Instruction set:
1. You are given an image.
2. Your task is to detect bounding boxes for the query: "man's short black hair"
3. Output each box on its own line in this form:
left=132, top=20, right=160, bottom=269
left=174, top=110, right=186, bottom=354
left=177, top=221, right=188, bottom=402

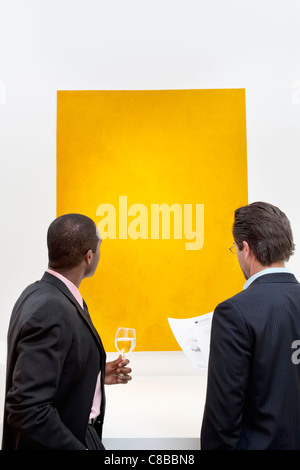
left=233, top=201, right=295, bottom=265
left=47, top=213, right=99, bottom=270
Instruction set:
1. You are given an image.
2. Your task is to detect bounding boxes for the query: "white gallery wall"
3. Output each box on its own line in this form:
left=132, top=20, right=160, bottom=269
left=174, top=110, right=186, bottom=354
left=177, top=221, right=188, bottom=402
left=0, top=0, right=300, bottom=446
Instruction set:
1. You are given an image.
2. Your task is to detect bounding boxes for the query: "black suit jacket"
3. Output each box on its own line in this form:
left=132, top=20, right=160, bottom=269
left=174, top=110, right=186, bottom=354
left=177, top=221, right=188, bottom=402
left=2, top=272, right=106, bottom=450
left=201, top=273, right=300, bottom=450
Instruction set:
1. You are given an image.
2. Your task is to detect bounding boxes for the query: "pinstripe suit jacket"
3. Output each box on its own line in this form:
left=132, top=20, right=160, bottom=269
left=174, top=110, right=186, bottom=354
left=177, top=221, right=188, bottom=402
left=201, top=273, right=300, bottom=449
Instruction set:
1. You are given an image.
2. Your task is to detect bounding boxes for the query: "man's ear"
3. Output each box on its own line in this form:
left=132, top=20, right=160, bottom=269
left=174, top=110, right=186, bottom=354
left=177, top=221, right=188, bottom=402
left=242, top=241, right=252, bottom=258
left=84, top=249, right=93, bottom=265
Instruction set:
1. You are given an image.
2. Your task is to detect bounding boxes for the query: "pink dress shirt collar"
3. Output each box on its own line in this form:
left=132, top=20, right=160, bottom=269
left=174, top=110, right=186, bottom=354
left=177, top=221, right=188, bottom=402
left=46, top=269, right=83, bottom=309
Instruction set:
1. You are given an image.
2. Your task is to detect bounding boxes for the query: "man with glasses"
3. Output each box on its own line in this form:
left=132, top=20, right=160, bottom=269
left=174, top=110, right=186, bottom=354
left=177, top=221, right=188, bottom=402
left=201, top=201, right=300, bottom=449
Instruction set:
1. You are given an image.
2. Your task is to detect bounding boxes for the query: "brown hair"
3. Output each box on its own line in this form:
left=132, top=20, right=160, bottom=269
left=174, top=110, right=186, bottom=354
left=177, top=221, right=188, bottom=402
left=233, top=202, right=295, bottom=265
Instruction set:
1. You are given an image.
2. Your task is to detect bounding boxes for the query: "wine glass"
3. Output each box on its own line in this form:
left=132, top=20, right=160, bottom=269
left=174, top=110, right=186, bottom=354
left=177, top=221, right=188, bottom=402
left=115, top=327, right=136, bottom=359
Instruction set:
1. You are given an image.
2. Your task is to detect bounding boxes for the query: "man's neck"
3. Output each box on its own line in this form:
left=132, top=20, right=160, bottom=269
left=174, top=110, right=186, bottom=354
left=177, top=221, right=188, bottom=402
left=249, top=260, right=285, bottom=279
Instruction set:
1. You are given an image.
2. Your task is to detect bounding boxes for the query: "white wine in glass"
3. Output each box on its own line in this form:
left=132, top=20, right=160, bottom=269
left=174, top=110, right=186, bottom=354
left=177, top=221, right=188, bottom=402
left=115, top=327, right=136, bottom=358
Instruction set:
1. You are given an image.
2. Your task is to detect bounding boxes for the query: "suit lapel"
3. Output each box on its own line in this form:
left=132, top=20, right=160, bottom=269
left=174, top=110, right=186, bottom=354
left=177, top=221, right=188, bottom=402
left=41, top=272, right=105, bottom=352
left=80, top=298, right=106, bottom=353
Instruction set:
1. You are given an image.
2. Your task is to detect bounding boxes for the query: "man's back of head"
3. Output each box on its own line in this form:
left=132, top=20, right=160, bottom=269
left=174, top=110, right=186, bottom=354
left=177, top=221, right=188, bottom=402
left=233, top=201, right=295, bottom=266
left=47, top=214, right=99, bottom=270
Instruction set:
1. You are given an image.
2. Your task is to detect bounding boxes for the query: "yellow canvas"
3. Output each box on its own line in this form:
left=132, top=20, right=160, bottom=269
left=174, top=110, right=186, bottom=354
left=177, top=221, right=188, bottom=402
left=57, top=89, right=248, bottom=351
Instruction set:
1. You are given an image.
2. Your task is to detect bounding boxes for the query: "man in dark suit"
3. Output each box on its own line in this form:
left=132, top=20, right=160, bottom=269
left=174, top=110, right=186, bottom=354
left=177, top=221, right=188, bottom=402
left=201, top=202, right=300, bottom=449
left=2, top=213, right=131, bottom=450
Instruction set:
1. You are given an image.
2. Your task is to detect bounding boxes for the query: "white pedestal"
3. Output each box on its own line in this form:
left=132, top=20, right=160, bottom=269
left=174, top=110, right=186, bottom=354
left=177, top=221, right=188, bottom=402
left=102, top=351, right=207, bottom=450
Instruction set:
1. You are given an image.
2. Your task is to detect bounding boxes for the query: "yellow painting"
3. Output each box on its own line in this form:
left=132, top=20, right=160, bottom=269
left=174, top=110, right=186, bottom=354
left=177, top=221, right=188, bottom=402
left=57, top=89, right=248, bottom=351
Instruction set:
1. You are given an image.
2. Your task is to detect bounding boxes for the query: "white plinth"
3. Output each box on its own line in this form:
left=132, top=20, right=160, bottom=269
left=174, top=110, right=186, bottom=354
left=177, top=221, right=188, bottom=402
left=102, top=351, right=207, bottom=450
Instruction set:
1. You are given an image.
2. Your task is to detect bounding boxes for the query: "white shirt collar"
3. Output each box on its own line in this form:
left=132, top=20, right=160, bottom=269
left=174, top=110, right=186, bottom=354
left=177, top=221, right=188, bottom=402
left=243, top=267, right=292, bottom=290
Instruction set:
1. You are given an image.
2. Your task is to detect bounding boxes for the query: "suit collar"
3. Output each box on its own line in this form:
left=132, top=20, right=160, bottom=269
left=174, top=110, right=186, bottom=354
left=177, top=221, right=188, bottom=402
left=41, top=271, right=104, bottom=350
left=41, top=271, right=82, bottom=307
left=46, top=268, right=83, bottom=308
left=245, top=271, right=298, bottom=289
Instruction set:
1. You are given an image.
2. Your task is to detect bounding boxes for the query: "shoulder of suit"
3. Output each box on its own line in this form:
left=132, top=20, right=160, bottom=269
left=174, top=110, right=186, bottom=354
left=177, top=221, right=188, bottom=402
left=15, top=276, right=77, bottom=315
left=216, top=273, right=300, bottom=311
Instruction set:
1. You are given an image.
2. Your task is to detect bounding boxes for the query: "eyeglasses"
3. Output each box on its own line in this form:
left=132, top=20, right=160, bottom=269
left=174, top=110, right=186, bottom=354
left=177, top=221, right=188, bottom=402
left=229, top=244, right=236, bottom=255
